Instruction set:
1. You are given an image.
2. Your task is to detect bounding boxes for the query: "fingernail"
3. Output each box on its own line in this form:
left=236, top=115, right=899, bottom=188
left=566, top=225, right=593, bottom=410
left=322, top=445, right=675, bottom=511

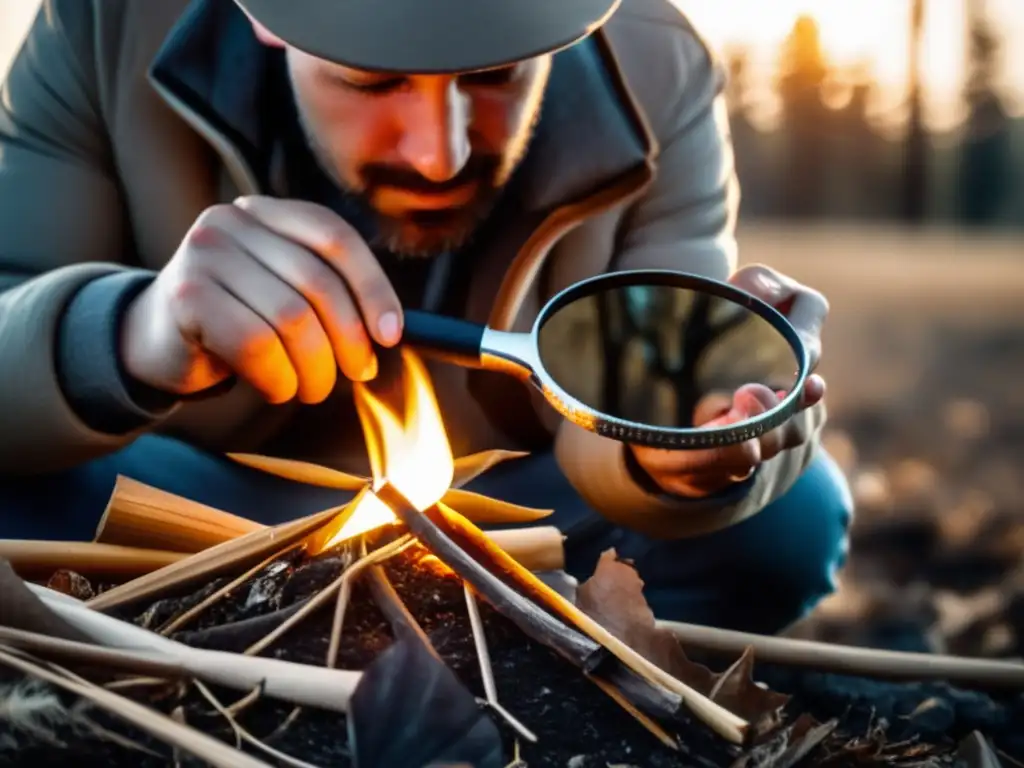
left=755, top=273, right=781, bottom=298
left=360, top=354, right=379, bottom=382
left=377, top=312, right=401, bottom=346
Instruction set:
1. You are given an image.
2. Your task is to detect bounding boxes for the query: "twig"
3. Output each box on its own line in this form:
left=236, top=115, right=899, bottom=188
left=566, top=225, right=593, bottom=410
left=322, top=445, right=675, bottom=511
left=104, top=677, right=172, bottom=693
left=158, top=543, right=303, bottom=635
left=587, top=673, right=679, bottom=751
left=192, top=680, right=323, bottom=768
left=0, top=643, right=271, bottom=768
left=464, top=584, right=498, bottom=702
left=225, top=684, right=264, bottom=717
left=262, top=705, right=303, bottom=744
left=656, top=619, right=1024, bottom=689
left=324, top=535, right=417, bottom=669
left=170, top=706, right=186, bottom=768
left=503, top=740, right=527, bottom=768
left=365, top=561, right=435, bottom=651
left=464, top=584, right=537, bottom=744
left=247, top=534, right=414, bottom=658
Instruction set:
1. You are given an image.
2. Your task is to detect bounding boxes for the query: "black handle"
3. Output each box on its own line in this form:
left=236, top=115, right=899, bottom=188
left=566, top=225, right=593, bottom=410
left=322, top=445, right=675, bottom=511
left=402, top=310, right=486, bottom=368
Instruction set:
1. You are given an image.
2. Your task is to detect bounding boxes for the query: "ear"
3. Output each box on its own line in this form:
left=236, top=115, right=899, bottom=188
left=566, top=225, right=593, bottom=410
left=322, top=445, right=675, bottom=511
left=236, top=5, right=287, bottom=48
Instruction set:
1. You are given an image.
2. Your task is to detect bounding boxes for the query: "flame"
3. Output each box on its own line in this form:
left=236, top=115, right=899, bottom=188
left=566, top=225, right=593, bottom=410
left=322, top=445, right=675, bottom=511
left=320, top=349, right=455, bottom=549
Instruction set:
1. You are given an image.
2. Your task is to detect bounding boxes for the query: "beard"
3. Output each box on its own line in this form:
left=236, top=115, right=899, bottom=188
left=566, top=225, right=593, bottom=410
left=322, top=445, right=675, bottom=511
left=292, top=98, right=540, bottom=260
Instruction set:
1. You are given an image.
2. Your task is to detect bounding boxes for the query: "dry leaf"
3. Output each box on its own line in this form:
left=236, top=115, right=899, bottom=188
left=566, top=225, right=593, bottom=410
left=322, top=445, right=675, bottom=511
left=576, top=550, right=790, bottom=731
left=226, top=454, right=368, bottom=491
left=576, top=549, right=718, bottom=693
left=442, top=488, right=552, bottom=525
left=731, top=714, right=836, bottom=768
left=708, top=648, right=790, bottom=735
left=452, top=450, right=529, bottom=489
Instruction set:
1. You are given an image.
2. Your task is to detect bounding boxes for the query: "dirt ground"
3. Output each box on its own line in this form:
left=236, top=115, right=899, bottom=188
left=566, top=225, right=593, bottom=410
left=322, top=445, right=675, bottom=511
left=736, top=223, right=1024, bottom=660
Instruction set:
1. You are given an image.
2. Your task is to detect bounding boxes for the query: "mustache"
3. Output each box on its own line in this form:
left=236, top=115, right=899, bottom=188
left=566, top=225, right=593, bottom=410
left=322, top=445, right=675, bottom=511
left=360, top=154, right=502, bottom=195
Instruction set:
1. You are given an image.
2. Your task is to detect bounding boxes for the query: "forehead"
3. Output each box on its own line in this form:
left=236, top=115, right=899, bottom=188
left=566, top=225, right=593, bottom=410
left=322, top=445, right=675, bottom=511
left=313, top=58, right=532, bottom=81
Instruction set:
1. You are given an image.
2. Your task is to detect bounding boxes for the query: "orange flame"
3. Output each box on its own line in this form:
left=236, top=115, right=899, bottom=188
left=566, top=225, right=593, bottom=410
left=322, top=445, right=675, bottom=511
left=320, top=349, right=455, bottom=550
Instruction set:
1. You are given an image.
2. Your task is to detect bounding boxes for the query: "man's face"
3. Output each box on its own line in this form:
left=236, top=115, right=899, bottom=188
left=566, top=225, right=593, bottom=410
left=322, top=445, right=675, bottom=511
left=280, top=42, right=552, bottom=258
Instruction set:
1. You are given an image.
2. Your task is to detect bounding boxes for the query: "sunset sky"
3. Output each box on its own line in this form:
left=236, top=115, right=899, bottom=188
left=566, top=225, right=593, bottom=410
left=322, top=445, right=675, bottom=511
left=2, top=0, right=1023, bottom=132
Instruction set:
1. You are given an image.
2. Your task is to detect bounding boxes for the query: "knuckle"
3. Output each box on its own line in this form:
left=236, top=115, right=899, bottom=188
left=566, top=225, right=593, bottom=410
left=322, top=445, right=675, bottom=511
left=197, top=203, right=241, bottom=228
left=350, top=277, right=398, bottom=313
left=294, top=263, right=339, bottom=302
left=167, top=277, right=210, bottom=317
left=237, top=328, right=283, bottom=366
left=270, top=297, right=316, bottom=333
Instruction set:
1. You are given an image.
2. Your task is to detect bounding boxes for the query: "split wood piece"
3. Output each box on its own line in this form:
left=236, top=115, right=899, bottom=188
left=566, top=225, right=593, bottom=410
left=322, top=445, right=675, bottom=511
left=97, top=478, right=565, bottom=570
left=657, top=619, right=1024, bottom=689
left=96, top=476, right=263, bottom=553
left=86, top=504, right=344, bottom=612
left=372, top=485, right=704, bottom=740
left=0, top=644, right=272, bottom=768
left=425, top=500, right=749, bottom=745
left=0, top=540, right=184, bottom=581
left=19, top=588, right=363, bottom=712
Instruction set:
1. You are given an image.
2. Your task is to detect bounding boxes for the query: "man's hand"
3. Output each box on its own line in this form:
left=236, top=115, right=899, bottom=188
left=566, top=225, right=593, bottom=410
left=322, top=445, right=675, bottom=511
left=628, top=264, right=829, bottom=498
left=121, top=196, right=402, bottom=405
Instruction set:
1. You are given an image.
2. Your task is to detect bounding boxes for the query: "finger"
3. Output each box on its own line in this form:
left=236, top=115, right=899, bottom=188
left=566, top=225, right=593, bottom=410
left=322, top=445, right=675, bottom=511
left=655, top=470, right=751, bottom=498
left=729, top=265, right=829, bottom=369
left=801, top=374, right=826, bottom=408
left=631, top=438, right=760, bottom=479
left=692, top=390, right=732, bottom=426
left=171, top=276, right=298, bottom=404
left=220, top=208, right=377, bottom=384
left=193, top=234, right=337, bottom=404
left=234, top=197, right=403, bottom=348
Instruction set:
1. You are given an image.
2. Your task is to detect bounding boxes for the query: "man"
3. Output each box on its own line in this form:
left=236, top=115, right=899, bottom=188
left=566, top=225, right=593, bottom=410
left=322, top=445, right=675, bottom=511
left=0, top=0, right=851, bottom=633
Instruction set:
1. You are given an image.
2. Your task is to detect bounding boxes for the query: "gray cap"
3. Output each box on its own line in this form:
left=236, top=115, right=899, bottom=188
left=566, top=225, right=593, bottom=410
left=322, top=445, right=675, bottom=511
left=237, top=0, right=622, bottom=73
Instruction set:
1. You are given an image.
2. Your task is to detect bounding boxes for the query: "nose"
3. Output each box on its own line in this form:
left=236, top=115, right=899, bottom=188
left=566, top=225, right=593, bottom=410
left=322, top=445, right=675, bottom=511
left=398, top=78, right=472, bottom=183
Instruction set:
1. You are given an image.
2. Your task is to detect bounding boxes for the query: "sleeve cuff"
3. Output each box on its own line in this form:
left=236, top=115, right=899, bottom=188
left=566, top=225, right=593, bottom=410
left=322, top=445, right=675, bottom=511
left=554, top=420, right=778, bottom=540
left=621, top=443, right=759, bottom=507
left=56, top=270, right=180, bottom=435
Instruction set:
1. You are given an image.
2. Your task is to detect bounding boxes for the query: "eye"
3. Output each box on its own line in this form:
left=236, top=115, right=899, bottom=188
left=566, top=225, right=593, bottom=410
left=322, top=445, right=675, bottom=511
left=345, top=77, right=407, bottom=95
left=458, top=65, right=519, bottom=88
left=319, top=69, right=407, bottom=95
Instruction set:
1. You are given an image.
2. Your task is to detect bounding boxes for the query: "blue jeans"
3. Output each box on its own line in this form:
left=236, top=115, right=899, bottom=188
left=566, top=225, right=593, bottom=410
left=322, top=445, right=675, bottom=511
left=0, top=436, right=852, bottom=634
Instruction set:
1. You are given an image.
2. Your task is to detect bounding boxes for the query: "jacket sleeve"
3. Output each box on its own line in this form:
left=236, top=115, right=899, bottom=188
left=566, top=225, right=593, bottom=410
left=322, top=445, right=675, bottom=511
left=0, top=0, right=181, bottom=475
left=554, top=29, right=826, bottom=540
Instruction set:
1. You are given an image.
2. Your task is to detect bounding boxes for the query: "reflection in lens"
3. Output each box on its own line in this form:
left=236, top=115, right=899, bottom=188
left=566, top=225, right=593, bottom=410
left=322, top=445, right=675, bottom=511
left=537, top=286, right=800, bottom=429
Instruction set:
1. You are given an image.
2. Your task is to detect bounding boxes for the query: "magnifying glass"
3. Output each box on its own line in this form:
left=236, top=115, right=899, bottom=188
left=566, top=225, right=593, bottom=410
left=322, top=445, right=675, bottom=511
left=401, top=270, right=810, bottom=449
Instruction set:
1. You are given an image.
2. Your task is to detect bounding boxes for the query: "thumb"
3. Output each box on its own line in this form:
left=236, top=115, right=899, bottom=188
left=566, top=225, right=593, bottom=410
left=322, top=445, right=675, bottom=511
left=702, top=383, right=777, bottom=428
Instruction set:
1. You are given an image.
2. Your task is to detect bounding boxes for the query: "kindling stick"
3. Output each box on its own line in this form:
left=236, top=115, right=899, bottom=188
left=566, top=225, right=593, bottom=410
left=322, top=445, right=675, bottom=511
left=657, top=619, right=1024, bottom=689
left=27, top=584, right=362, bottom=711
